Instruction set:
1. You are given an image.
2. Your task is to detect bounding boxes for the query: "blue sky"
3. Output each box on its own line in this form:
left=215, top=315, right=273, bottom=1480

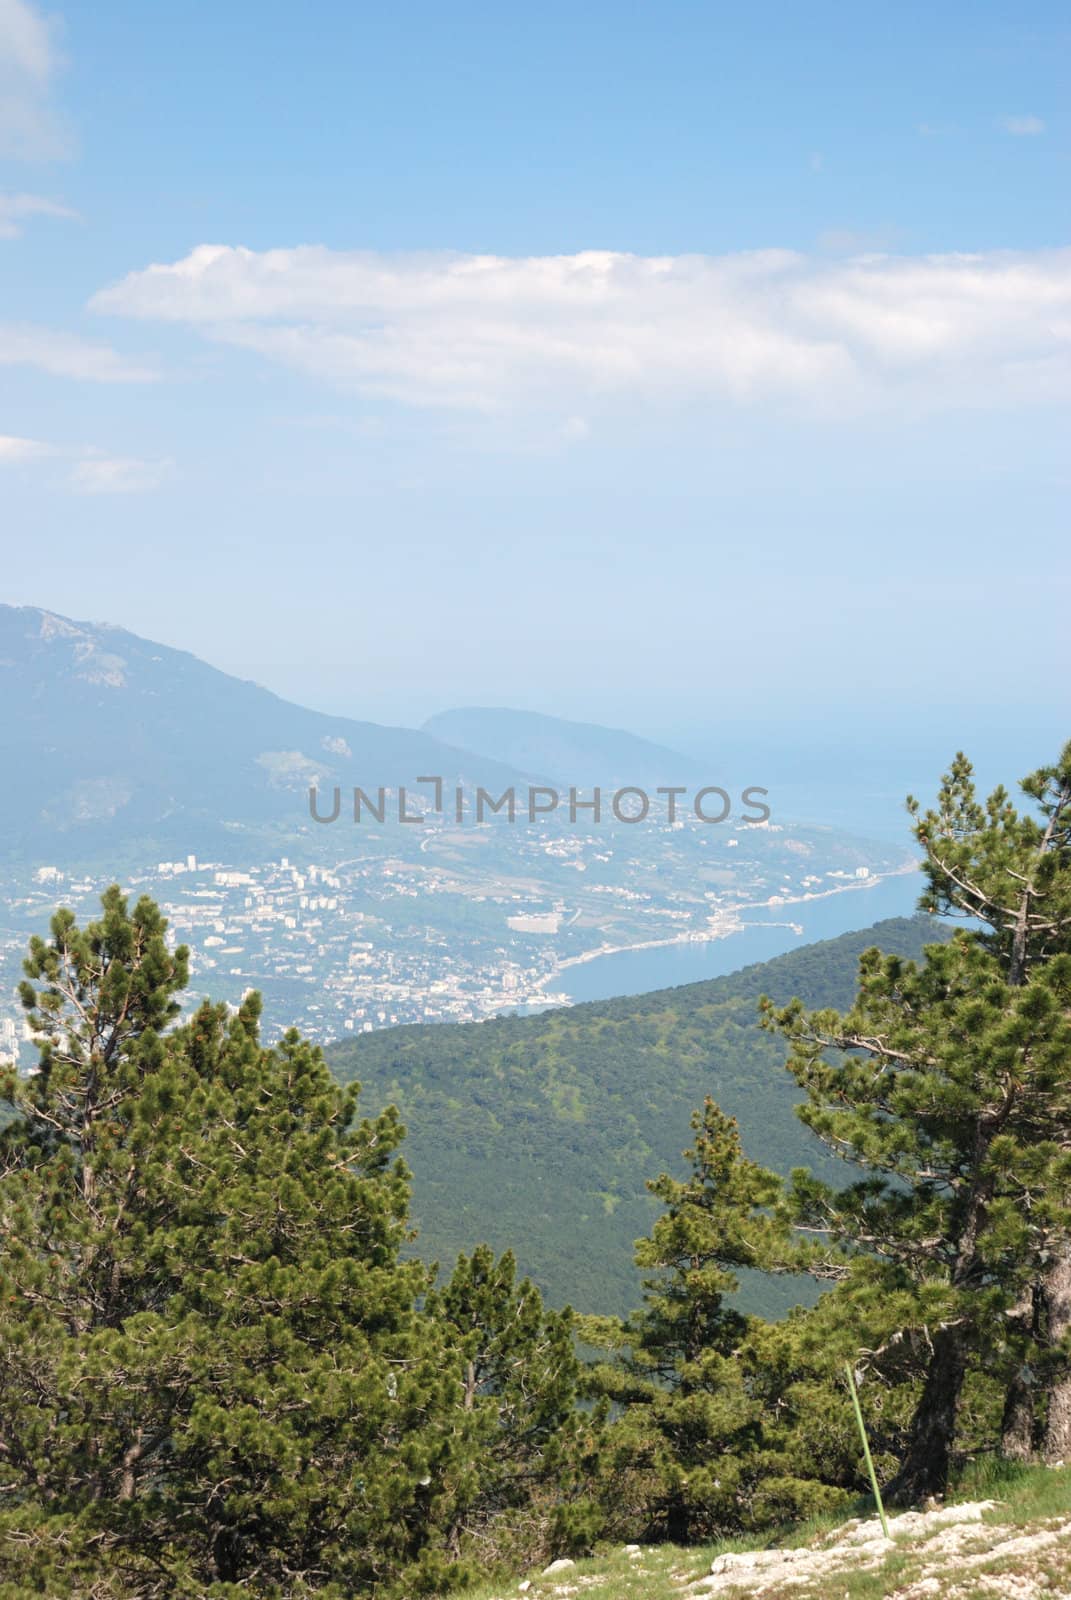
left=1, top=0, right=1068, bottom=750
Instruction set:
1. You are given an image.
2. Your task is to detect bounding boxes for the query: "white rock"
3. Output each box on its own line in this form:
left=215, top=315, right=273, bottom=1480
left=690, top=1499, right=1007, bottom=1596
left=518, top=1582, right=532, bottom=1592
left=709, top=1548, right=803, bottom=1575
left=541, top=1560, right=576, bottom=1575
left=839, top=1500, right=994, bottom=1548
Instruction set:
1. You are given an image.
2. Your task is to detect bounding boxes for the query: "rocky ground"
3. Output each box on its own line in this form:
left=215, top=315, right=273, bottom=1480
left=468, top=1468, right=1071, bottom=1600
left=686, top=1498, right=1071, bottom=1597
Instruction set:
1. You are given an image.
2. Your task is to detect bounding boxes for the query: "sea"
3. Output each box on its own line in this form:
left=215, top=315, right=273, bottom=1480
left=557, top=868, right=926, bottom=1005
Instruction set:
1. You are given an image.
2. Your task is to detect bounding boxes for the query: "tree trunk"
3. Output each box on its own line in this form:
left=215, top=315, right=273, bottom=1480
left=663, top=1490, right=691, bottom=1545
left=1000, top=1284, right=1041, bottom=1461
left=1000, top=1370, right=1036, bottom=1461
left=119, top=1429, right=143, bottom=1500
left=888, top=1154, right=989, bottom=1505
left=887, top=1327, right=967, bottom=1505
left=1042, top=1250, right=1071, bottom=1465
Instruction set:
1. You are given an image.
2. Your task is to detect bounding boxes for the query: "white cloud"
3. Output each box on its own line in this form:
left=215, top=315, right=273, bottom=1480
left=0, top=433, right=172, bottom=493
left=999, top=114, right=1045, bottom=136
left=91, top=243, right=1071, bottom=419
left=0, top=0, right=69, bottom=158
left=0, top=322, right=157, bottom=381
left=70, top=453, right=174, bottom=495
left=0, top=430, right=51, bottom=460
left=0, top=189, right=77, bottom=236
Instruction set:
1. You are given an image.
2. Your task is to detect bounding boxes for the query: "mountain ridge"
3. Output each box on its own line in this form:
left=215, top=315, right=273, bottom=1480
left=422, top=705, right=704, bottom=790
left=0, top=604, right=536, bottom=865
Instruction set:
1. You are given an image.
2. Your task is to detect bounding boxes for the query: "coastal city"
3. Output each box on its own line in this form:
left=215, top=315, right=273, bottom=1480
left=0, top=807, right=909, bottom=1064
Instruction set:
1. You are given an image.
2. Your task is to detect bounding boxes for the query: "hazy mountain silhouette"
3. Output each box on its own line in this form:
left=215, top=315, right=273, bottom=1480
left=423, top=706, right=702, bottom=790
left=0, top=605, right=531, bottom=865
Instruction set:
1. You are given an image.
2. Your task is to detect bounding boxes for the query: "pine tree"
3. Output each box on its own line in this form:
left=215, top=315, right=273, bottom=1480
left=10, top=883, right=190, bottom=1203
left=0, top=888, right=192, bottom=1535
left=427, top=1245, right=602, bottom=1569
left=0, top=891, right=479, bottom=1596
left=765, top=747, right=1071, bottom=1501
left=132, top=999, right=464, bottom=1594
left=583, top=1100, right=820, bottom=1541
left=909, top=742, right=1071, bottom=1461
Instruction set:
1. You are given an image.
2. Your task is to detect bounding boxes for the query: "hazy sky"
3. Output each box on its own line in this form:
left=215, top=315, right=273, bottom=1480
left=1, top=0, right=1068, bottom=739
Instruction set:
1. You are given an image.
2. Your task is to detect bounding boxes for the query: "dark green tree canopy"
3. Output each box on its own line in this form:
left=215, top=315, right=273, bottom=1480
left=0, top=890, right=593, bottom=1598
left=766, top=743, right=1071, bottom=1501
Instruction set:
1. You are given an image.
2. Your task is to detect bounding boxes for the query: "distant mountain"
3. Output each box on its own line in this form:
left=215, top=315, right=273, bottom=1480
left=326, top=914, right=949, bottom=1319
left=422, top=707, right=702, bottom=791
left=0, top=606, right=530, bottom=866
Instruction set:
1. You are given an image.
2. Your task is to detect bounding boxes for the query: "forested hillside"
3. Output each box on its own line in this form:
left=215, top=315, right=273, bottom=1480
left=326, top=915, right=948, bottom=1315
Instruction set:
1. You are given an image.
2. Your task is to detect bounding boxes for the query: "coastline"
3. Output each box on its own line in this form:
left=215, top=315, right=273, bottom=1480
left=517, top=859, right=922, bottom=1010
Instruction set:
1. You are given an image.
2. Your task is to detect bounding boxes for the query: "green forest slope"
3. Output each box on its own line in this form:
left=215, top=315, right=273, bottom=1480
left=326, top=915, right=948, bottom=1317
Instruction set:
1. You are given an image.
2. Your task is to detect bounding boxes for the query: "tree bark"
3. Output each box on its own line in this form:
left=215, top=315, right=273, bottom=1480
left=1042, top=1250, right=1071, bottom=1465
left=1000, top=1369, right=1036, bottom=1461
left=1000, top=1284, right=1041, bottom=1461
left=119, top=1432, right=142, bottom=1501
left=887, top=1327, right=968, bottom=1505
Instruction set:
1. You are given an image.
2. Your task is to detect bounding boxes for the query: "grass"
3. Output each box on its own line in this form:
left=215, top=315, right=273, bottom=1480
left=457, top=1463, right=1071, bottom=1600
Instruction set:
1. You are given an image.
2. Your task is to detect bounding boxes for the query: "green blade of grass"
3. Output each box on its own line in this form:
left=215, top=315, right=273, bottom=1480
left=846, top=1361, right=890, bottom=1540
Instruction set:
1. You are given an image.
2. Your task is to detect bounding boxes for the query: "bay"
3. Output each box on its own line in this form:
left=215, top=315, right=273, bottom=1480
left=558, top=869, right=926, bottom=1004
